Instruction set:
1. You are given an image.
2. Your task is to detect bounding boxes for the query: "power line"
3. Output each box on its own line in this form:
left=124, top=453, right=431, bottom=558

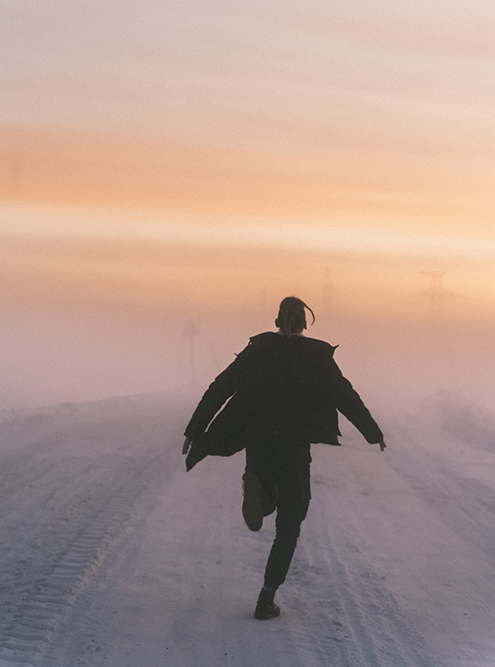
left=419, top=271, right=457, bottom=322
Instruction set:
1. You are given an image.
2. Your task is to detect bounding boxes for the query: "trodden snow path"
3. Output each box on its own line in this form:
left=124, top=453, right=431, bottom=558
left=0, top=394, right=494, bottom=666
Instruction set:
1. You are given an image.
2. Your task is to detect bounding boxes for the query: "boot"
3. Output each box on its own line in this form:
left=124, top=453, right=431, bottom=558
left=242, top=473, right=263, bottom=531
left=254, top=588, right=281, bottom=620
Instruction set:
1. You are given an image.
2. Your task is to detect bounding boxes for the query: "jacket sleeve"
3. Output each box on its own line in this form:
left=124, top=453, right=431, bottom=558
left=184, top=341, right=256, bottom=439
left=329, top=358, right=383, bottom=444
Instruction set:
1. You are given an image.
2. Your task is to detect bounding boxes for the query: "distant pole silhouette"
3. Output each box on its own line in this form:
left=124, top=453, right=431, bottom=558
left=418, top=272, right=459, bottom=388
left=322, top=268, right=335, bottom=311
left=319, top=268, right=336, bottom=332
left=184, top=320, right=199, bottom=386
left=420, top=271, right=449, bottom=322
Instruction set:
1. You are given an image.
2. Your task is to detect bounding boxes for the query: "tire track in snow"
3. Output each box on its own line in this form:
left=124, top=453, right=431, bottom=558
left=389, top=419, right=495, bottom=560
left=0, top=397, right=187, bottom=667
left=379, top=417, right=495, bottom=665
left=0, top=455, right=166, bottom=666
left=286, top=494, right=436, bottom=667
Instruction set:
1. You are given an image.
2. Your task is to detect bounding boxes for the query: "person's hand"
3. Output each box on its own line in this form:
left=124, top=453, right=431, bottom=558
left=378, top=439, right=386, bottom=452
left=182, top=436, right=192, bottom=455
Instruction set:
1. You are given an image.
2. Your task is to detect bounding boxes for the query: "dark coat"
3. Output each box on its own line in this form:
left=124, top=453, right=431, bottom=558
left=184, top=332, right=383, bottom=470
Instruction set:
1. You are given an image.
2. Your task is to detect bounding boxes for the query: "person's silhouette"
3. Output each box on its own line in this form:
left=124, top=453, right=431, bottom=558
left=183, top=297, right=386, bottom=619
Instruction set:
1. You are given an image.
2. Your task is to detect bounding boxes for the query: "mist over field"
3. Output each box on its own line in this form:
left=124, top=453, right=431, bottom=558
left=1, top=215, right=495, bottom=666
left=1, top=268, right=493, bottom=414
left=1, top=0, right=495, bottom=664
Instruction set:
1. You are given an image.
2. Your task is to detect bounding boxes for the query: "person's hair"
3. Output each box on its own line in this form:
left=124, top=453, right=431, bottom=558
left=275, top=297, right=315, bottom=337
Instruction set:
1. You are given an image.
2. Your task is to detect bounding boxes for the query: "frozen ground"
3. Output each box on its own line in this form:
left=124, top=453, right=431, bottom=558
left=0, top=392, right=494, bottom=667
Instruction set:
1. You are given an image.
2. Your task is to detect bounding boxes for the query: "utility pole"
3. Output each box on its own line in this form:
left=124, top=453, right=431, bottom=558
left=419, top=271, right=450, bottom=322
left=418, top=272, right=459, bottom=389
left=322, top=268, right=335, bottom=312
left=320, top=268, right=336, bottom=333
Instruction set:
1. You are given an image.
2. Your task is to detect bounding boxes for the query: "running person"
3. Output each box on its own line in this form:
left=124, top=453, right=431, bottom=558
left=182, top=297, right=386, bottom=620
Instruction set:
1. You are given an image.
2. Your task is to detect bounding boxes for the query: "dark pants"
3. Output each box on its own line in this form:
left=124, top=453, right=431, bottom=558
left=245, top=431, right=311, bottom=589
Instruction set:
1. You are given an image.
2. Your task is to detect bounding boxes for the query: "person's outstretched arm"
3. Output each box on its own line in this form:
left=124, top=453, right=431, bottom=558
left=329, top=357, right=386, bottom=451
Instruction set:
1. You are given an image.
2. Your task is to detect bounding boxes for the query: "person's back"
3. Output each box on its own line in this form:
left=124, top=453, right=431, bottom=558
left=220, top=332, right=333, bottom=435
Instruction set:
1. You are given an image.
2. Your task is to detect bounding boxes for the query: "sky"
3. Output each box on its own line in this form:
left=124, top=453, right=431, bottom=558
left=1, top=0, right=494, bottom=408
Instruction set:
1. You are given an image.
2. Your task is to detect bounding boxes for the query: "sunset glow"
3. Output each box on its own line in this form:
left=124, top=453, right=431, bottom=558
left=1, top=0, right=494, bottom=407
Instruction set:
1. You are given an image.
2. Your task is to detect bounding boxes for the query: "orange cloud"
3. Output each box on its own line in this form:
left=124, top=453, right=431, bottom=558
left=1, top=123, right=493, bottom=234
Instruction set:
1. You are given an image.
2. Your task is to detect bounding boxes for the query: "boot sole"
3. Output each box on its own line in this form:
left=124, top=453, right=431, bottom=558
left=242, top=473, right=263, bottom=532
left=254, top=603, right=281, bottom=620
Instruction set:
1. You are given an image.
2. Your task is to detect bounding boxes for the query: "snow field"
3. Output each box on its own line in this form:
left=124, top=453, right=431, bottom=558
left=0, top=393, right=494, bottom=666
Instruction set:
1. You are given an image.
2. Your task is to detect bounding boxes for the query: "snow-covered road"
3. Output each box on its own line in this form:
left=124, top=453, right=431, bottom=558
left=0, top=394, right=494, bottom=667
